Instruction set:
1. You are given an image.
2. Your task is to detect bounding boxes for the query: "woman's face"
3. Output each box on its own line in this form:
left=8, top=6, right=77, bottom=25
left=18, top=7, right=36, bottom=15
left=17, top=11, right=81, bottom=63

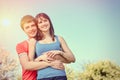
left=37, top=17, right=50, bottom=32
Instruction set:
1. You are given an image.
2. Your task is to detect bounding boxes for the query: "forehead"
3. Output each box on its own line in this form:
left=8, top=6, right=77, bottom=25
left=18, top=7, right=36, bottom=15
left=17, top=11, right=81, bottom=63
left=38, top=17, right=47, bottom=21
left=23, top=21, right=36, bottom=27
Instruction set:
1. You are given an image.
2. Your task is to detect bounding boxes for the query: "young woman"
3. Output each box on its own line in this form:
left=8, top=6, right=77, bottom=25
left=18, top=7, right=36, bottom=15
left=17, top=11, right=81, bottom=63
left=33, top=13, right=75, bottom=80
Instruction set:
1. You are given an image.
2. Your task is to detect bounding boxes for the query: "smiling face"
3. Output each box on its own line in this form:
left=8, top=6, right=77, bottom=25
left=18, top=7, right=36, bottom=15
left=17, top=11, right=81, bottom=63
left=23, top=21, right=37, bottom=38
left=37, top=17, right=50, bottom=32
left=35, top=13, right=55, bottom=40
left=20, top=15, right=38, bottom=39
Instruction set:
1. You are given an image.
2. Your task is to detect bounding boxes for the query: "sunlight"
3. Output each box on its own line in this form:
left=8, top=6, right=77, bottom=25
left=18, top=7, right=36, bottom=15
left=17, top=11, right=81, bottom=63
left=2, top=19, right=11, bottom=27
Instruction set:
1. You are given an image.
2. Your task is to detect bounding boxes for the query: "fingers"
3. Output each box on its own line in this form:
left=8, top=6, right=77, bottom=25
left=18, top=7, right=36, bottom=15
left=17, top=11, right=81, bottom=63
left=57, top=63, right=65, bottom=70
left=28, top=38, right=36, bottom=43
left=46, top=51, right=53, bottom=57
left=47, top=57, right=54, bottom=61
left=28, top=38, right=36, bottom=45
left=46, top=51, right=58, bottom=58
left=42, top=50, right=62, bottom=60
left=50, top=60, right=65, bottom=70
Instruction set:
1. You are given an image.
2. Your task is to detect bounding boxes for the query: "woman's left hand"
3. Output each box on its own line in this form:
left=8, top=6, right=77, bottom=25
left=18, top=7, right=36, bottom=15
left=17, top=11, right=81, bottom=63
left=45, top=50, right=63, bottom=59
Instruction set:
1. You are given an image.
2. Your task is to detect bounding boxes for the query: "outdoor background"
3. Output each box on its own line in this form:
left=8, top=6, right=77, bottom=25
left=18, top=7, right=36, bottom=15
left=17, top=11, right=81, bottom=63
left=0, top=0, right=120, bottom=73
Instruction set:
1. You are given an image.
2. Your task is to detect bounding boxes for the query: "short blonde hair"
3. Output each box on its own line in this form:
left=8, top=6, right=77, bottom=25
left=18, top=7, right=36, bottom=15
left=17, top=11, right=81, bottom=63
left=20, top=15, right=36, bottom=30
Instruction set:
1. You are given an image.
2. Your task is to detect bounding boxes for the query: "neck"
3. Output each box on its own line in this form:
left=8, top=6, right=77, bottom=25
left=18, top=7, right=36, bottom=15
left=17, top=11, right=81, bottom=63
left=28, top=36, right=36, bottom=39
left=42, top=31, right=51, bottom=39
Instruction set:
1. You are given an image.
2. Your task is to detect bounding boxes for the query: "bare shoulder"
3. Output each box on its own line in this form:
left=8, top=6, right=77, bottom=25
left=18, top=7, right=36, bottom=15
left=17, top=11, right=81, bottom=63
left=57, top=35, right=65, bottom=42
left=57, top=36, right=67, bottom=45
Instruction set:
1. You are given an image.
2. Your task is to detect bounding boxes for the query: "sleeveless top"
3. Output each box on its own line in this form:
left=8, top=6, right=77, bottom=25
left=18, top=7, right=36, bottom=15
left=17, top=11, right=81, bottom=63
left=35, top=35, right=66, bottom=79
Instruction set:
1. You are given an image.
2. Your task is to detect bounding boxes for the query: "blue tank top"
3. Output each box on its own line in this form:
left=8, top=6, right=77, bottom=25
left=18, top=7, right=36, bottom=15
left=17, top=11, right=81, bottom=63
left=35, top=35, right=66, bottom=79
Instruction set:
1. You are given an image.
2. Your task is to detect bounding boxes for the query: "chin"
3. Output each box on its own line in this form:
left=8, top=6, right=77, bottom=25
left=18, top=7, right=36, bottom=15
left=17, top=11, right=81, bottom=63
left=30, top=35, right=36, bottom=38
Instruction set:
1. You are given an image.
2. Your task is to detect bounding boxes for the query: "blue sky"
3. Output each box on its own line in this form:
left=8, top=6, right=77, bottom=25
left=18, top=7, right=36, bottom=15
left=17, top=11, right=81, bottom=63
left=0, top=0, right=120, bottom=71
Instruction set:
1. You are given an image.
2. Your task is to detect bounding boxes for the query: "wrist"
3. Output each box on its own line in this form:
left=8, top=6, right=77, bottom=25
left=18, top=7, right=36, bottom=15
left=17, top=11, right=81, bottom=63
left=60, top=51, right=64, bottom=56
left=48, top=62, right=52, bottom=67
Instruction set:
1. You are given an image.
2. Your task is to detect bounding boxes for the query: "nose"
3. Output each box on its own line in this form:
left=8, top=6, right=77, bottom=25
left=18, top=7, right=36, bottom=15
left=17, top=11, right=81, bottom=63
left=29, top=26, right=34, bottom=31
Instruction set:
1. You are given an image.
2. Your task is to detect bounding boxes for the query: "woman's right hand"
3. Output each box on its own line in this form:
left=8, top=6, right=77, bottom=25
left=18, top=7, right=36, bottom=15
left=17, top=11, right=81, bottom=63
left=35, top=54, right=54, bottom=62
left=28, top=38, right=36, bottom=61
left=28, top=38, right=36, bottom=46
left=50, top=60, right=64, bottom=70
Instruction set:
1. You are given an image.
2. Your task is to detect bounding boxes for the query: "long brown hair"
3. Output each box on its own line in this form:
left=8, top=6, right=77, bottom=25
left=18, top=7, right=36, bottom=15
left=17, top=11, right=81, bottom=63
left=35, top=13, right=55, bottom=41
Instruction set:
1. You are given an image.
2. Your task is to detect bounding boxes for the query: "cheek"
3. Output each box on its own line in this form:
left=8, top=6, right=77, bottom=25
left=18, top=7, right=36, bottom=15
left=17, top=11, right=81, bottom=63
left=47, top=24, right=50, bottom=29
left=38, top=23, right=42, bottom=27
left=38, top=26, right=42, bottom=30
left=32, top=27, right=37, bottom=31
left=34, top=27, right=37, bottom=31
left=23, top=29, right=28, bottom=33
left=24, top=30, right=29, bottom=35
left=47, top=23, right=50, bottom=27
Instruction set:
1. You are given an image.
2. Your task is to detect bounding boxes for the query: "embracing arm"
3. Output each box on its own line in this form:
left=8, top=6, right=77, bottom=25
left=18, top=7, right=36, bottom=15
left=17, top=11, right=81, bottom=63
left=28, top=38, right=70, bottom=63
left=18, top=53, right=64, bottom=70
left=16, top=41, right=64, bottom=71
left=58, top=36, right=76, bottom=63
left=18, top=53, right=50, bottom=70
left=55, top=54, right=71, bottom=63
left=17, top=40, right=49, bottom=70
left=28, top=38, right=50, bottom=62
left=28, top=38, right=36, bottom=61
left=45, top=50, right=71, bottom=63
left=44, top=36, right=75, bottom=63
left=45, top=36, right=75, bottom=63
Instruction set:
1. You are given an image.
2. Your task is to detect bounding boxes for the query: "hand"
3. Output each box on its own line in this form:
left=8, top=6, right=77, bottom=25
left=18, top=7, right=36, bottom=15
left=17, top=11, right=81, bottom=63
left=35, top=54, right=54, bottom=62
left=28, top=38, right=36, bottom=61
left=45, top=50, right=63, bottom=59
left=35, top=54, right=48, bottom=62
left=50, top=60, right=64, bottom=70
left=28, top=38, right=36, bottom=46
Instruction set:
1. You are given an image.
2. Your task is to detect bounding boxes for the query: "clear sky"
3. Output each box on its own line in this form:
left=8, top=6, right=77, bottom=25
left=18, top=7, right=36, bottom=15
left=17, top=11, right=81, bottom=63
left=0, top=0, right=120, bottom=71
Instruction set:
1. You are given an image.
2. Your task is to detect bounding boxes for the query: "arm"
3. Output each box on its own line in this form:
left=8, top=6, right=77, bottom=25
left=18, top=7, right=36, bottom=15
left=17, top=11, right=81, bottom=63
left=28, top=38, right=50, bottom=62
left=45, top=50, right=71, bottom=63
left=34, top=54, right=50, bottom=62
left=16, top=41, right=64, bottom=71
left=18, top=53, right=64, bottom=70
left=28, top=38, right=68, bottom=63
left=18, top=53, right=50, bottom=70
left=58, top=36, right=75, bottom=63
left=28, top=38, right=36, bottom=61
left=54, top=53, right=70, bottom=63
left=45, top=36, right=75, bottom=63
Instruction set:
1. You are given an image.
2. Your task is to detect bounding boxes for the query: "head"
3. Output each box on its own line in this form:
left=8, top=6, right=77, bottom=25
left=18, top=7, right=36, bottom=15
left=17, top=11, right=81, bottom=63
left=20, top=15, right=38, bottom=39
left=35, top=13, right=55, bottom=40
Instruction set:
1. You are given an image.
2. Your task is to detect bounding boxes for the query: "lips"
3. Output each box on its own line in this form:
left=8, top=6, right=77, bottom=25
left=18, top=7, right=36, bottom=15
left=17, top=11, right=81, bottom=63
left=29, top=30, right=37, bottom=35
left=41, top=25, right=48, bottom=29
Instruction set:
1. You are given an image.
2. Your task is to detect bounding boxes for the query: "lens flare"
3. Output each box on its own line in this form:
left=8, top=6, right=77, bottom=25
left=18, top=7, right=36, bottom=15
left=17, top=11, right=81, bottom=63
left=2, top=19, right=11, bottom=27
